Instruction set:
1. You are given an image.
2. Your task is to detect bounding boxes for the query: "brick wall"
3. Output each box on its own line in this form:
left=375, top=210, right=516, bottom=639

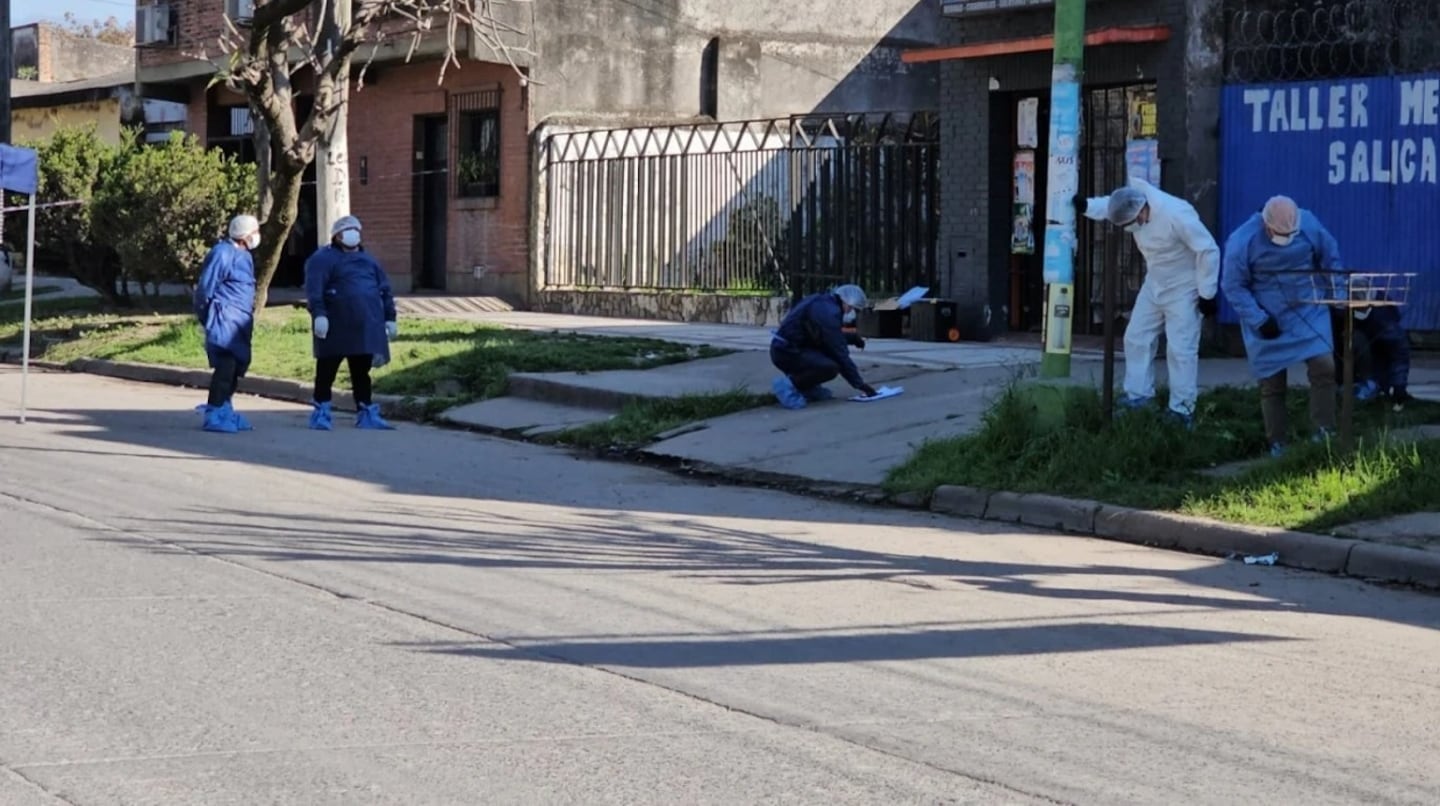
left=346, top=61, right=529, bottom=297
left=137, top=0, right=226, bottom=70
left=936, top=0, right=1220, bottom=325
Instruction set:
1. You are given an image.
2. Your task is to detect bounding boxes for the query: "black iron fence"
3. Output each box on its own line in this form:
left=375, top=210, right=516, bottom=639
left=539, top=113, right=940, bottom=299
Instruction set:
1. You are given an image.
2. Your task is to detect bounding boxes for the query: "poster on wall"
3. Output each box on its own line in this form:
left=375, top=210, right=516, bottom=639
left=1012, top=149, right=1036, bottom=254
left=1013, top=150, right=1035, bottom=204
left=1126, top=139, right=1161, bottom=185
left=1012, top=203, right=1035, bottom=255
left=1017, top=97, right=1039, bottom=148
left=1128, top=89, right=1158, bottom=139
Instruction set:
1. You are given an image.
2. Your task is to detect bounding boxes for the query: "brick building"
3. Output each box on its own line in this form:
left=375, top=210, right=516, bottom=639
left=909, top=0, right=1224, bottom=338
left=135, top=0, right=943, bottom=307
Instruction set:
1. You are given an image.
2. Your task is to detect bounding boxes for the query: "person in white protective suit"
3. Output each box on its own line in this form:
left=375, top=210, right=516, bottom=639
left=1079, top=178, right=1221, bottom=425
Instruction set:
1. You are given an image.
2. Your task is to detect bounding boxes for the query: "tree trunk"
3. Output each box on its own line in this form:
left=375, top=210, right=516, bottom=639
left=252, top=107, right=273, bottom=223
left=252, top=163, right=304, bottom=311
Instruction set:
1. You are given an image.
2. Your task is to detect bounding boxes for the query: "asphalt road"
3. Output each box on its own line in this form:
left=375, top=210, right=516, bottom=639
left=2, top=367, right=1439, bottom=805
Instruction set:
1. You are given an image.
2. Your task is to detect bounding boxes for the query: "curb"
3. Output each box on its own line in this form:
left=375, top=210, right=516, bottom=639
left=927, top=484, right=1440, bottom=590
left=1, top=355, right=429, bottom=420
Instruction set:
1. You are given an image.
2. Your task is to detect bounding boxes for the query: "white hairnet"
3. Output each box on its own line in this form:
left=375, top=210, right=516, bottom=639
left=1261, top=196, right=1299, bottom=233
left=331, top=215, right=363, bottom=237
left=1106, top=187, right=1148, bottom=227
left=227, top=214, right=259, bottom=240
left=833, top=284, right=869, bottom=309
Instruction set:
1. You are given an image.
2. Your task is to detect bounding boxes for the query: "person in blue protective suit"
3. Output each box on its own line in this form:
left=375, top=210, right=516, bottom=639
left=1221, top=195, right=1339, bottom=457
left=1342, top=297, right=1413, bottom=410
left=769, top=284, right=878, bottom=409
left=1078, top=177, right=1221, bottom=426
left=192, top=214, right=260, bottom=433
left=305, top=215, right=398, bottom=430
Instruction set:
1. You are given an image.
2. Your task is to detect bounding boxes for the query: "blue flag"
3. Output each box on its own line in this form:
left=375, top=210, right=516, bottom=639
left=0, top=144, right=39, bottom=195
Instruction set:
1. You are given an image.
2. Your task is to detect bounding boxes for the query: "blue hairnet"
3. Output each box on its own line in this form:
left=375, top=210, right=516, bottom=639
left=833, top=284, right=869, bottom=309
left=1106, top=187, right=1148, bottom=227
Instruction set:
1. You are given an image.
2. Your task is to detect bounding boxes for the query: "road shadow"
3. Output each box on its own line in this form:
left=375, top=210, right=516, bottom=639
left=10, top=401, right=1440, bottom=637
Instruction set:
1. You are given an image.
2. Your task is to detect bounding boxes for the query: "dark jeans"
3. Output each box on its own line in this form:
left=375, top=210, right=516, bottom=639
left=206, top=353, right=242, bottom=408
left=770, top=344, right=839, bottom=392
left=1259, top=354, right=1336, bottom=446
left=315, top=354, right=374, bottom=407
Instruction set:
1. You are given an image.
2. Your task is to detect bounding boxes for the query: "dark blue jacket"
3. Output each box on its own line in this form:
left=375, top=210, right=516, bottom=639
left=772, top=292, right=865, bottom=388
left=305, top=244, right=396, bottom=361
left=192, top=239, right=256, bottom=372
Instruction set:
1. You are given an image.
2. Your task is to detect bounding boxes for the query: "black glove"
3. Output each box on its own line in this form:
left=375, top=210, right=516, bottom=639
left=846, top=332, right=866, bottom=350
left=1258, top=316, right=1281, bottom=340
left=1072, top=194, right=1087, bottom=219
left=858, top=384, right=878, bottom=398
left=1197, top=296, right=1218, bottom=317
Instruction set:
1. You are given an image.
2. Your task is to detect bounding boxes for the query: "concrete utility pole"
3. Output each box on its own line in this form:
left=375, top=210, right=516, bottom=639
left=1039, top=0, right=1086, bottom=379
left=314, top=0, right=352, bottom=247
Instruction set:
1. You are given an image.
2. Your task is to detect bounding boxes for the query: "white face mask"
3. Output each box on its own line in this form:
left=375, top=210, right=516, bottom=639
left=244, top=232, right=261, bottom=250
left=339, top=229, right=361, bottom=249
left=1269, top=233, right=1294, bottom=247
left=843, top=309, right=857, bottom=324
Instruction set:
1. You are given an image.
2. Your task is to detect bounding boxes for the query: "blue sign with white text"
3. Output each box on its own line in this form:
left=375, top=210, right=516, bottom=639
left=1219, top=73, right=1440, bottom=331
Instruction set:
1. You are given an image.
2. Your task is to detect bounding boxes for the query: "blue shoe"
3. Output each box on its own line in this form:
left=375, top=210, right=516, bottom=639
left=771, top=376, right=807, bottom=410
left=355, top=403, right=396, bottom=430
left=802, top=385, right=834, bottom=402
left=202, top=401, right=239, bottom=434
left=1270, top=442, right=1285, bottom=458
left=1166, top=409, right=1195, bottom=430
left=309, top=401, right=333, bottom=431
left=1116, top=394, right=1154, bottom=412
left=1356, top=380, right=1379, bottom=401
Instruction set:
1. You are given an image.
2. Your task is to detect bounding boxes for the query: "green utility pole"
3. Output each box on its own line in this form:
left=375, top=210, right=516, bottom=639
left=1039, top=0, right=1087, bottom=378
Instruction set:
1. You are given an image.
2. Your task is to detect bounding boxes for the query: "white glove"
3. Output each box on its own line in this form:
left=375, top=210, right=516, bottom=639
left=313, top=315, right=329, bottom=339
left=385, top=320, right=398, bottom=340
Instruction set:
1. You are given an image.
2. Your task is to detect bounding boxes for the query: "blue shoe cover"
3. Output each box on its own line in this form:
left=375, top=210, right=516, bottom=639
left=355, top=403, right=396, bottom=430
left=771, top=376, right=807, bottom=410
left=202, top=402, right=239, bottom=434
left=309, top=401, right=334, bottom=431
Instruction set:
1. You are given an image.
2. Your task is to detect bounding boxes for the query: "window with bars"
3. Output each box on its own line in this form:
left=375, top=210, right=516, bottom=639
left=450, top=89, right=502, bottom=198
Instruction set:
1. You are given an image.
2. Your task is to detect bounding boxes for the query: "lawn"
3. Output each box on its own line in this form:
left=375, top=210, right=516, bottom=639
left=0, top=297, right=728, bottom=407
left=885, top=382, right=1440, bottom=533
left=540, top=390, right=773, bottom=451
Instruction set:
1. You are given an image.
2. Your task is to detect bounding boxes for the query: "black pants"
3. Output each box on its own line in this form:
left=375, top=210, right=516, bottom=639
left=315, top=354, right=374, bottom=407
left=207, top=353, right=242, bottom=408
left=770, top=344, right=839, bottom=391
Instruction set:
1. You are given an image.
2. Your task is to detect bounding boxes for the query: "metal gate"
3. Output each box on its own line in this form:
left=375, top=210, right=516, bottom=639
left=1076, top=84, right=1154, bottom=333
left=540, top=113, right=940, bottom=299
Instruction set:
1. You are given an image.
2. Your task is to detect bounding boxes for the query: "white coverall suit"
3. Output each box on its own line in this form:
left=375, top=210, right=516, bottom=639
left=1083, top=178, right=1221, bottom=417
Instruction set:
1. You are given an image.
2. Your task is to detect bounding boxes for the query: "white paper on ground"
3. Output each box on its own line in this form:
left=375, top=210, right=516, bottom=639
left=850, top=385, right=904, bottom=402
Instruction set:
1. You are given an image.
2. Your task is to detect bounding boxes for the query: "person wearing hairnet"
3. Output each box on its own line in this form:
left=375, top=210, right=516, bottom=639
left=192, top=214, right=261, bottom=433
left=1343, top=293, right=1413, bottom=410
left=1221, top=195, right=1340, bottom=457
left=1079, top=177, right=1221, bottom=426
left=305, top=215, right=398, bottom=430
left=769, top=284, right=878, bottom=409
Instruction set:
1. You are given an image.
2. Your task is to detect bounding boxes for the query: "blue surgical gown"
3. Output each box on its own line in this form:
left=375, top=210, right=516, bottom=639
left=192, top=239, right=256, bottom=374
left=304, top=245, right=396, bottom=363
left=1221, top=210, right=1342, bottom=380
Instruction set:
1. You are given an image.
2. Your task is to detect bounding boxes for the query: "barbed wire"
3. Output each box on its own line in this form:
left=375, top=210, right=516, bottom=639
left=1225, top=0, right=1440, bottom=83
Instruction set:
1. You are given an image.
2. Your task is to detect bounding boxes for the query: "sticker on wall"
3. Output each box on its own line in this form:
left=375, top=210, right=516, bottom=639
left=1017, top=97, right=1039, bottom=148
left=1128, top=89, right=1158, bottom=140
left=1126, top=139, right=1161, bottom=186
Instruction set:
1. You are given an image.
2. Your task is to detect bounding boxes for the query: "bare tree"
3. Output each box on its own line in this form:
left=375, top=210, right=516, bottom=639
left=204, top=0, right=532, bottom=309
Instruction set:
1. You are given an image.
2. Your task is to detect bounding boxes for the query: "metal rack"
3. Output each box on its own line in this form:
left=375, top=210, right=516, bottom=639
left=1303, top=271, right=1417, bottom=451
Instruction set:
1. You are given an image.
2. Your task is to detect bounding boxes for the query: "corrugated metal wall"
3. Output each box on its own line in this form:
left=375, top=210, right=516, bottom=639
left=1218, top=74, right=1440, bottom=332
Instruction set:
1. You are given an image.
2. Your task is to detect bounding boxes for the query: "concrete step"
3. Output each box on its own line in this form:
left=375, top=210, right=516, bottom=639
left=395, top=296, right=516, bottom=316
left=437, top=397, right=613, bottom=437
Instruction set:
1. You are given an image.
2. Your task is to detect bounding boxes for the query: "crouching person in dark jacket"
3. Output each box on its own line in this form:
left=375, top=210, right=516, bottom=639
left=769, top=284, right=877, bottom=409
left=1354, top=302, right=1413, bottom=409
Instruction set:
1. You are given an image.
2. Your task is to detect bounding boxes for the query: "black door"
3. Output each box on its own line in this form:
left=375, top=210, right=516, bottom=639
left=412, top=115, right=448, bottom=291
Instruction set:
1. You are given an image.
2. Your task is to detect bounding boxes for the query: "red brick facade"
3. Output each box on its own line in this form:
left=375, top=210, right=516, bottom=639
left=140, top=1, right=530, bottom=298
